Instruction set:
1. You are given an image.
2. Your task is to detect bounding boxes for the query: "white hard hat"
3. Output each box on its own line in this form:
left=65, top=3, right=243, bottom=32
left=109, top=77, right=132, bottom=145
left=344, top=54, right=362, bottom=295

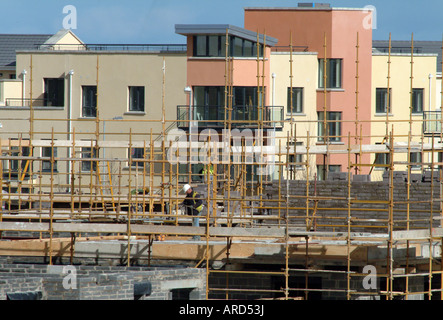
left=182, top=184, right=191, bottom=193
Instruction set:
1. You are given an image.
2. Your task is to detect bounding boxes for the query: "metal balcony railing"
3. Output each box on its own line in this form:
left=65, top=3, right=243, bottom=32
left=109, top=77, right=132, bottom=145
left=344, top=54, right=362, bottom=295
left=177, top=105, right=284, bottom=129
left=36, top=43, right=187, bottom=53
left=4, top=98, right=64, bottom=108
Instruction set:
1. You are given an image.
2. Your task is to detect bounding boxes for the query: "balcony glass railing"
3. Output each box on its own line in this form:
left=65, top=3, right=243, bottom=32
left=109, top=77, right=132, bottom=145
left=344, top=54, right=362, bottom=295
left=423, top=111, right=442, bottom=134
left=177, top=105, right=283, bottom=129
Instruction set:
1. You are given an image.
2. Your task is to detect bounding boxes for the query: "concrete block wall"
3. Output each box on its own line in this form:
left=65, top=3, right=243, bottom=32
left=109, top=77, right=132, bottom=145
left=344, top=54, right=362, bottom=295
left=209, top=272, right=274, bottom=300
left=0, top=277, right=44, bottom=300
left=320, top=271, right=381, bottom=300
left=263, top=179, right=442, bottom=232
left=0, top=261, right=206, bottom=300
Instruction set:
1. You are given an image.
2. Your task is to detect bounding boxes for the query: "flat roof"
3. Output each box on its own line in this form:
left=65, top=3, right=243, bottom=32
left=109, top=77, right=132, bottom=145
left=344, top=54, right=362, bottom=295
left=244, top=7, right=370, bottom=11
left=373, top=40, right=442, bottom=72
left=175, top=24, right=278, bottom=46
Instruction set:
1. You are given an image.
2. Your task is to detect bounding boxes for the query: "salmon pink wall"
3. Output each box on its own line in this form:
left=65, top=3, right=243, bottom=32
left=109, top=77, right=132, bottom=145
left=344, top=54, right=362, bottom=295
left=186, top=35, right=271, bottom=105
left=245, top=8, right=373, bottom=174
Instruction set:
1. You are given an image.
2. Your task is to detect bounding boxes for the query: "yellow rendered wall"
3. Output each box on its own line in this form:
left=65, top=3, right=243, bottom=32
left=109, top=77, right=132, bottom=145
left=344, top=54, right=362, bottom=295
left=371, top=54, right=437, bottom=180
left=270, top=51, right=318, bottom=179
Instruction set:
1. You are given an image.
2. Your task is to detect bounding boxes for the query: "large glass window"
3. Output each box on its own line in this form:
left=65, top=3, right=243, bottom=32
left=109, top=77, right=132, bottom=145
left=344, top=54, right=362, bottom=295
left=194, top=35, right=207, bottom=56
left=208, top=36, right=220, bottom=57
left=318, top=59, right=342, bottom=89
left=233, top=37, right=243, bottom=56
left=193, top=35, right=262, bottom=58
left=192, top=86, right=264, bottom=124
left=318, top=112, right=342, bottom=142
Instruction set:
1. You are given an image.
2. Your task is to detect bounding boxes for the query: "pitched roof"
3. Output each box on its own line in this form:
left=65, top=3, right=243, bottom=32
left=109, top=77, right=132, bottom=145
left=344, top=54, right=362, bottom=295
left=0, top=34, right=52, bottom=69
left=373, top=40, right=442, bottom=72
left=39, top=29, right=84, bottom=48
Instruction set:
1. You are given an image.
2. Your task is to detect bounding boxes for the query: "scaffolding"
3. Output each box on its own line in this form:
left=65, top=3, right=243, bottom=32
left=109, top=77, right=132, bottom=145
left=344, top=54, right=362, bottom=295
left=0, top=32, right=443, bottom=300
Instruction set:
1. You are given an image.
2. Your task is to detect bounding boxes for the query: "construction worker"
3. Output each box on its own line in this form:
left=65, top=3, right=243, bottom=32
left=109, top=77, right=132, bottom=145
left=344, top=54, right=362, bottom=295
left=202, top=163, right=215, bottom=188
left=181, top=184, right=203, bottom=240
left=130, top=187, right=150, bottom=195
left=202, top=163, right=214, bottom=176
left=130, top=187, right=150, bottom=213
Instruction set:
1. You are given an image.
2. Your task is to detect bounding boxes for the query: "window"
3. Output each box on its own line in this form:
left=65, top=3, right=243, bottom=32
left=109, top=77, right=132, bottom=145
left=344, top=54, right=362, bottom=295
left=412, top=88, right=424, bottom=114
left=42, top=146, right=57, bottom=172
left=81, top=147, right=97, bottom=171
left=288, top=142, right=304, bottom=179
left=287, top=87, right=303, bottom=113
left=7, top=143, right=30, bottom=173
left=376, top=88, right=392, bottom=114
left=178, top=163, right=204, bottom=183
left=129, top=148, right=145, bottom=167
left=374, top=144, right=390, bottom=170
left=208, top=35, right=222, bottom=56
left=129, top=86, right=145, bottom=112
left=193, top=35, right=261, bottom=58
left=233, top=37, right=243, bottom=56
left=318, top=59, right=342, bottom=89
left=194, top=35, right=207, bottom=56
left=317, top=165, right=341, bottom=181
left=44, top=78, right=64, bottom=107
left=82, top=86, right=97, bottom=117
left=410, top=152, right=422, bottom=170
left=171, top=288, right=193, bottom=300
left=318, top=112, right=342, bottom=142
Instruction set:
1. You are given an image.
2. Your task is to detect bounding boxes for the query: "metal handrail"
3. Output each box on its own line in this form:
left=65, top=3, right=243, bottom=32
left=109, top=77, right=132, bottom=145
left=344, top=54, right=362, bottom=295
left=176, top=105, right=284, bottom=128
left=36, top=43, right=187, bottom=53
left=4, top=98, right=63, bottom=107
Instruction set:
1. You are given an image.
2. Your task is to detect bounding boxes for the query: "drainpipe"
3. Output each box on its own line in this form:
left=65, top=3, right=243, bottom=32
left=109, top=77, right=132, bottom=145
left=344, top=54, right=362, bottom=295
left=272, top=73, right=276, bottom=107
left=67, top=70, right=74, bottom=192
left=21, top=70, right=27, bottom=106
left=429, top=74, right=433, bottom=112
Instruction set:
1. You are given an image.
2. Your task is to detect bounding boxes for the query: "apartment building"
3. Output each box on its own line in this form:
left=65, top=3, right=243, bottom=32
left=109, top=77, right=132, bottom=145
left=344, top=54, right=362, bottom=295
left=244, top=5, right=374, bottom=179
left=0, top=3, right=442, bottom=193
left=0, top=29, right=188, bottom=194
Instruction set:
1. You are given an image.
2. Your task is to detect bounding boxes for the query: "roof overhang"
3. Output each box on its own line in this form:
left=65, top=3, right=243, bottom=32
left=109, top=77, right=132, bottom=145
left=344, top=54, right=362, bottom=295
left=175, top=24, right=278, bottom=46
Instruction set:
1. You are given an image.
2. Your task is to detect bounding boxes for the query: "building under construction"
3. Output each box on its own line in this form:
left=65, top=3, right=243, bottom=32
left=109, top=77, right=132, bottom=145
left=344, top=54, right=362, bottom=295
left=1, top=3, right=443, bottom=300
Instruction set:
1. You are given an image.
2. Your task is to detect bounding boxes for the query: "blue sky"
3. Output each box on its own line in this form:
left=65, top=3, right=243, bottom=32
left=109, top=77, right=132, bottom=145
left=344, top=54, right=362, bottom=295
left=1, top=0, right=442, bottom=43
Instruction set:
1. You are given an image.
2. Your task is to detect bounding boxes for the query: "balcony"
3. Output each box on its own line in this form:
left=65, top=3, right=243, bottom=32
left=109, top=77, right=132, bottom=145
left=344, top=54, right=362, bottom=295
left=177, top=105, right=283, bottom=130
left=423, top=111, right=442, bottom=135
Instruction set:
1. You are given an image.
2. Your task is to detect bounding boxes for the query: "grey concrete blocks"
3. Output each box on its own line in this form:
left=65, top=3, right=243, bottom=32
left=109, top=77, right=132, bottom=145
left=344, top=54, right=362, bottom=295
left=0, top=262, right=206, bottom=300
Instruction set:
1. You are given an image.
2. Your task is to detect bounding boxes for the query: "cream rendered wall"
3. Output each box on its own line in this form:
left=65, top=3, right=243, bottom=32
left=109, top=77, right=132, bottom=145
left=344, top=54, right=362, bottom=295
left=51, top=31, right=84, bottom=50
left=14, top=51, right=187, bottom=139
left=0, top=80, right=22, bottom=106
left=371, top=53, right=437, bottom=181
left=0, top=51, right=187, bottom=193
left=270, top=51, right=318, bottom=180
left=0, top=71, right=17, bottom=80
